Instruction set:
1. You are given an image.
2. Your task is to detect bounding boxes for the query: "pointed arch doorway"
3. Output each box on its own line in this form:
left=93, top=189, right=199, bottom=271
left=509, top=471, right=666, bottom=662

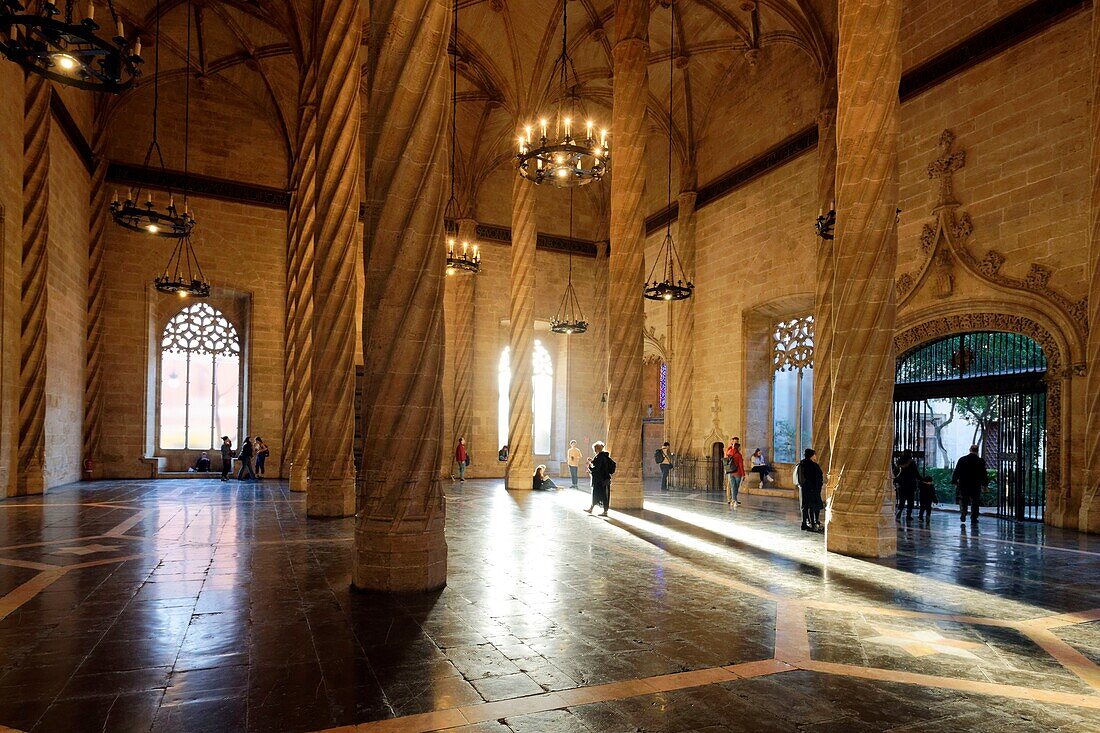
left=893, top=331, right=1048, bottom=521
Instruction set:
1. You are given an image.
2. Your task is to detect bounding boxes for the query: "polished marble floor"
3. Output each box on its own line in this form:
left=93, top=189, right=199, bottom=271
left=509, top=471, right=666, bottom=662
left=0, top=478, right=1098, bottom=732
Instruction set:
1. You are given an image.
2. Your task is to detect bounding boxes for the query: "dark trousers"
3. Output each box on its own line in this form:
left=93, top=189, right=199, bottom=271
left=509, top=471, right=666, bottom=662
left=237, top=458, right=256, bottom=480
left=801, top=507, right=819, bottom=527
left=918, top=497, right=934, bottom=520
left=591, top=480, right=610, bottom=511
left=659, top=463, right=671, bottom=491
left=959, top=490, right=981, bottom=520
left=221, top=459, right=231, bottom=480
left=895, top=490, right=914, bottom=518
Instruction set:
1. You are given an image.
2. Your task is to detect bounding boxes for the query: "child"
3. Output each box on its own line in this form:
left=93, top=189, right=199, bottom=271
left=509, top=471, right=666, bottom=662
left=918, top=473, right=936, bottom=522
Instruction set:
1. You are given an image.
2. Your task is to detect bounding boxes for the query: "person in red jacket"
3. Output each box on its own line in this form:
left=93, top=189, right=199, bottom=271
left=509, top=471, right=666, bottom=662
left=724, top=437, right=746, bottom=506
left=454, top=437, right=469, bottom=481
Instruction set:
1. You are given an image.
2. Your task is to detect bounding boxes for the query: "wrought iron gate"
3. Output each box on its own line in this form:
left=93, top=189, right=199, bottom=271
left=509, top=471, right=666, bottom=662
left=894, top=331, right=1047, bottom=521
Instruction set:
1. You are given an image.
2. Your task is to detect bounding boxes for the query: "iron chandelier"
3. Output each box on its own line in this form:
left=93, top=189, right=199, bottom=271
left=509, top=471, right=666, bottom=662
left=0, top=0, right=142, bottom=93
left=109, top=0, right=194, bottom=239
left=516, top=0, right=608, bottom=187
left=643, top=0, right=692, bottom=303
left=152, top=0, right=207, bottom=297
left=549, top=189, right=588, bottom=334
left=442, top=0, right=479, bottom=276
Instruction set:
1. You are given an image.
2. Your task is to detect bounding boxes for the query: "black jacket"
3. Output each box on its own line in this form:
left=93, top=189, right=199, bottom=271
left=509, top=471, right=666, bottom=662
left=239, top=441, right=253, bottom=460
left=893, top=459, right=919, bottom=495
left=797, top=459, right=824, bottom=512
left=952, top=452, right=988, bottom=492
left=589, top=451, right=616, bottom=485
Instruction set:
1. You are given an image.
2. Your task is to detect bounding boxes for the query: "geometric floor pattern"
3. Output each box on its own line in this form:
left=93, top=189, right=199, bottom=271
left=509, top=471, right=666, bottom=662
left=1, top=478, right=1098, bottom=732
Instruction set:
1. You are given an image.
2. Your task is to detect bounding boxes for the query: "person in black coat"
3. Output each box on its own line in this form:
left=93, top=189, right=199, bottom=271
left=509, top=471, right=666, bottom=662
left=797, top=449, right=824, bottom=532
left=586, top=441, right=616, bottom=517
left=952, top=444, right=988, bottom=523
left=893, top=449, right=919, bottom=521
left=236, top=437, right=256, bottom=481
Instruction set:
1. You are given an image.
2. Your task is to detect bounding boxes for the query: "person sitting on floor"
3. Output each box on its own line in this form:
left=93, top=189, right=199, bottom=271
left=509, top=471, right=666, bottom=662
left=192, top=452, right=211, bottom=472
left=532, top=464, right=558, bottom=491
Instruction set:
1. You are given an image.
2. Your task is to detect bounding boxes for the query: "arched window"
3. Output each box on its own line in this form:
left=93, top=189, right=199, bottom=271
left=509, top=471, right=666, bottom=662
left=160, top=303, right=241, bottom=450
left=497, top=340, right=554, bottom=456
left=772, top=315, right=813, bottom=463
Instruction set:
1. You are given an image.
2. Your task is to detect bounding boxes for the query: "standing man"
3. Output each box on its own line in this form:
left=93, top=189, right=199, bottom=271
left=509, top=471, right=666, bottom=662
left=236, top=437, right=256, bottom=481
left=724, top=437, right=746, bottom=506
left=567, top=440, right=583, bottom=489
left=657, top=441, right=673, bottom=492
left=586, top=441, right=616, bottom=517
left=952, top=444, right=988, bottom=524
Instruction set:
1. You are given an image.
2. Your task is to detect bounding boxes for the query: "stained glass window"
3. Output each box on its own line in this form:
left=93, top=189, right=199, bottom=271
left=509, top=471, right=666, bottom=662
left=772, top=315, right=813, bottom=463
left=159, top=303, right=241, bottom=450
left=659, top=362, right=668, bottom=412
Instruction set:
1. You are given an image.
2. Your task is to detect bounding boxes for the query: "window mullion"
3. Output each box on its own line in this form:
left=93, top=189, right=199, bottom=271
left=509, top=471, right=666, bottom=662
left=184, top=352, right=192, bottom=449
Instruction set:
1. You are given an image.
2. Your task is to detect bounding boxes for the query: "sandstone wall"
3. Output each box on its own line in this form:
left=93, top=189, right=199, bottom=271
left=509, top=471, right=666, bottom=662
left=0, top=64, right=22, bottom=496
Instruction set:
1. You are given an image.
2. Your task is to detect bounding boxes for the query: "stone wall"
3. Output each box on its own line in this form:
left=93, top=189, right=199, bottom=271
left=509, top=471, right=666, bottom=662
left=44, top=124, right=90, bottom=487
left=98, top=196, right=287, bottom=477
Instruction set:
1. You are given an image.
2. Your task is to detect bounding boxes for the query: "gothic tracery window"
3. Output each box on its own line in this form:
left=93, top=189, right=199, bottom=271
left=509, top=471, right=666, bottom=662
left=159, top=303, right=241, bottom=450
left=772, top=315, right=813, bottom=463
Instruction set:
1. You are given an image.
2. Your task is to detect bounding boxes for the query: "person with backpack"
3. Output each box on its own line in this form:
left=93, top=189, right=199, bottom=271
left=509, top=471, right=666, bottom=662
left=254, top=437, right=271, bottom=479
left=236, top=437, right=256, bottom=481
left=724, top=438, right=745, bottom=506
left=655, top=441, right=673, bottom=492
left=586, top=441, right=615, bottom=516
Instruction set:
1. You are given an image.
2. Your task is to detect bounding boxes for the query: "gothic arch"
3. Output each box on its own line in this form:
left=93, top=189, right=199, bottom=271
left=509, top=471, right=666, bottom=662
left=893, top=311, right=1067, bottom=522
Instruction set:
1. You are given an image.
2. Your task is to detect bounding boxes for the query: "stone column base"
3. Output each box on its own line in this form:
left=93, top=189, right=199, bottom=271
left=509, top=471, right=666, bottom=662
left=353, top=519, right=447, bottom=593
left=1078, top=494, right=1100, bottom=534
left=613, top=483, right=644, bottom=510
left=306, top=476, right=355, bottom=517
left=505, top=471, right=532, bottom=491
left=825, top=505, right=896, bottom=558
left=289, top=460, right=308, bottom=493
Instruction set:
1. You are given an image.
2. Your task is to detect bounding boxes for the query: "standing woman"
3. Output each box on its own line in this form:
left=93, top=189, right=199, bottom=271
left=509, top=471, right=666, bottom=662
left=586, top=441, right=616, bottom=516
left=567, top=440, right=583, bottom=489
left=236, top=437, right=256, bottom=481
left=219, top=436, right=233, bottom=482
left=254, top=437, right=270, bottom=479
left=455, top=437, right=469, bottom=481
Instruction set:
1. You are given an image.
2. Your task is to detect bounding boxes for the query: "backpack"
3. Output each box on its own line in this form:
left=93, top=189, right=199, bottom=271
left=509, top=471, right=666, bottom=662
left=654, top=448, right=663, bottom=465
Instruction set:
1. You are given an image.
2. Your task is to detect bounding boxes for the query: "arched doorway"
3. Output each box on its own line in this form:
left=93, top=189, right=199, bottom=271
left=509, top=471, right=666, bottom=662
left=893, top=331, right=1047, bottom=521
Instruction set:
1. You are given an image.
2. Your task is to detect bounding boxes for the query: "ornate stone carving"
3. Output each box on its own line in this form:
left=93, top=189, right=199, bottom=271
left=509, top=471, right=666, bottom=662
left=932, top=249, right=954, bottom=298
left=979, top=249, right=1005, bottom=277
left=895, top=273, right=913, bottom=298
left=898, top=130, right=1087, bottom=340
left=700, top=395, right=725, bottom=450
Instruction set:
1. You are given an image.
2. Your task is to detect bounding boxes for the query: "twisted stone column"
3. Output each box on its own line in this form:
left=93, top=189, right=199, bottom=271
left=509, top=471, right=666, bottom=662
left=607, top=0, right=650, bottom=509
left=355, top=0, right=449, bottom=592
left=286, top=65, right=317, bottom=492
left=83, top=140, right=107, bottom=478
left=18, top=76, right=50, bottom=496
left=307, top=0, right=359, bottom=517
left=1080, top=6, right=1100, bottom=533
left=668, top=190, right=696, bottom=458
left=506, top=174, right=536, bottom=489
left=824, top=0, right=900, bottom=557
left=592, top=238, right=609, bottom=439
left=450, top=218, right=477, bottom=469
left=812, top=83, right=837, bottom=491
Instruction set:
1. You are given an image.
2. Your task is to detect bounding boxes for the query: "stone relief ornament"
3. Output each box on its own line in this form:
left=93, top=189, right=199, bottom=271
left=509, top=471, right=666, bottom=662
left=896, top=130, right=1087, bottom=341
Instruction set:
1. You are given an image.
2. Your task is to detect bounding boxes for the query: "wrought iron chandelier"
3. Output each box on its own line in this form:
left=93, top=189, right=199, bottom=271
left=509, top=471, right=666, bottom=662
left=0, top=0, right=142, bottom=92
left=109, top=0, right=194, bottom=238
left=549, top=189, right=588, bottom=334
left=516, top=0, right=608, bottom=187
left=152, top=0, right=207, bottom=297
left=644, top=0, right=692, bottom=302
left=443, top=0, right=479, bottom=276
